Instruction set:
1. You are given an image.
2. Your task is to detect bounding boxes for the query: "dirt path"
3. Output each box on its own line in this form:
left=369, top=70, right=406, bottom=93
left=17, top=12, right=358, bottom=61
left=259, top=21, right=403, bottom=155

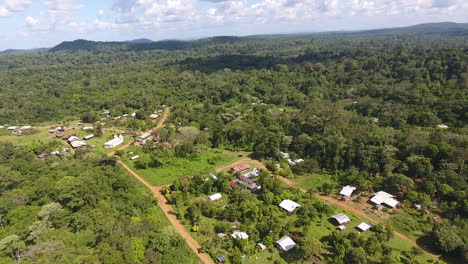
left=108, top=108, right=213, bottom=264
left=214, top=158, right=442, bottom=260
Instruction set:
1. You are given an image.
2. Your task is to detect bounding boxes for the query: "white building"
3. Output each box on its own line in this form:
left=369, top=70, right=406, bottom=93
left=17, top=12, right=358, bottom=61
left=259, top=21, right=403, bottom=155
left=279, top=151, right=290, bottom=159
left=242, top=168, right=260, bottom=178
left=104, top=135, right=124, bottom=149
left=68, top=136, right=79, bottom=142
left=70, top=140, right=86, bottom=148
left=231, top=230, right=249, bottom=240
left=7, top=126, right=17, bottom=130
left=0, top=126, right=4, bottom=129
left=356, top=222, right=372, bottom=232
left=138, top=132, right=152, bottom=142
left=130, top=155, right=140, bottom=160
left=20, top=126, right=32, bottom=130
left=276, top=236, right=296, bottom=252
left=208, top=193, right=222, bottom=201
left=331, top=213, right=351, bottom=225
left=339, top=185, right=357, bottom=199
left=279, top=200, right=301, bottom=213
left=82, top=126, right=93, bottom=130
left=437, top=124, right=449, bottom=129
left=370, top=191, right=399, bottom=208
left=257, top=242, right=267, bottom=251
left=84, top=134, right=94, bottom=140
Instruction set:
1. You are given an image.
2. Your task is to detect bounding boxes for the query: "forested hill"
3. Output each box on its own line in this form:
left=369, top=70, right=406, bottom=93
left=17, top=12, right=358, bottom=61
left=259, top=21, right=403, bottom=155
left=344, top=22, right=468, bottom=36
left=47, top=22, right=468, bottom=54
left=49, top=36, right=245, bottom=53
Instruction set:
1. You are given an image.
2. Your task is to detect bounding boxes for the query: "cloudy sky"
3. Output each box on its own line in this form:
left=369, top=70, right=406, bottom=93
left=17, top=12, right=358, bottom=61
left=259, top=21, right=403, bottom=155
left=0, top=0, right=467, bottom=50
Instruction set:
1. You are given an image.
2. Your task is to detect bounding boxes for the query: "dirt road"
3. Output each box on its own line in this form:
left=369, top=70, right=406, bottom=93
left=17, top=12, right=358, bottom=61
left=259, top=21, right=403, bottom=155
left=215, top=158, right=442, bottom=260
left=116, top=160, right=214, bottom=264
left=110, top=108, right=213, bottom=264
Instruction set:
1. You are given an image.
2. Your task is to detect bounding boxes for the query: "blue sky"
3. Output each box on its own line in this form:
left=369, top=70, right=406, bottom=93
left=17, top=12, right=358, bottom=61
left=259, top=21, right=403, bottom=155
left=0, top=0, right=467, bottom=50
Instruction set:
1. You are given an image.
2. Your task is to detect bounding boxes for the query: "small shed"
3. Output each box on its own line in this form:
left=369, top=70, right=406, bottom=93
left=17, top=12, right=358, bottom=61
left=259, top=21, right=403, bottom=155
left=356, top=222, right=372, bottom=232
left=130, top=155, right=140, bottom=160
left=275, top=236, right=296, bottom=252
left=84, top=134, right=94, bottom=140
left=279, top=200, right=301, bottom=213
left=231, top=230, right=249, bottom=240
left=331, top=213, right=351, bottom=225
left=433, top=215, right=442, bottom=223
left=208, top=193, right=222, bottom=201
left=339, top=185, right=356, bottom=200
left=257, top=242, right=267, bottom=251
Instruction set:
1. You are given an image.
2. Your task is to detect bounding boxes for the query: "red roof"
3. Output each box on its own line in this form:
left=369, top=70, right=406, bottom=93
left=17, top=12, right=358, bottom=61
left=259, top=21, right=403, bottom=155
left=433, top=215, right=442, bottom=223
left=229, top=180, right=238, bottom=186
left=230, top=164, right=250, bottom=172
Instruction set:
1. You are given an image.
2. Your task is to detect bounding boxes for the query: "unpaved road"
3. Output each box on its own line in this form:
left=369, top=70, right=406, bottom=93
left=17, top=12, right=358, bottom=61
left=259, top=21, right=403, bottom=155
left=110, top=108, right=213, bottom=264
left=215, top=158, right=442, bottom=260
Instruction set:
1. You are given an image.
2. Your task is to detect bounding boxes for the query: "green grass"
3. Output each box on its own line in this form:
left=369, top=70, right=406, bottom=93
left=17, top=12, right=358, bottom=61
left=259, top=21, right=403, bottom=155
left=123, top=149, right=242, bottom=186
left=297, top=173, right=334, bottom=192
left=0, top=128, right=53, bottom=145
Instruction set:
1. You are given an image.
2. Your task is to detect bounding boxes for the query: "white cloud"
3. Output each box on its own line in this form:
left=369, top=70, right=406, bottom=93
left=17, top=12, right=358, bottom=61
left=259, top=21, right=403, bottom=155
left=4, top=0, right=32, bottom=12
left=0, top=6, right=12, bottom=17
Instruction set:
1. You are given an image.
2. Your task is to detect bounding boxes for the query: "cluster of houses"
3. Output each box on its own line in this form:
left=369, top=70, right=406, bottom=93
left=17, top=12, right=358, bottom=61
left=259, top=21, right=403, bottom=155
left=339, top=185, right=400, bottom=209
left=279, top=151, right=304, bottom=166
left=330, top=212, right=372, bottom=232
left=0, top=125, right=34, bottom=136
left=229, top=165, right=261, bottom=191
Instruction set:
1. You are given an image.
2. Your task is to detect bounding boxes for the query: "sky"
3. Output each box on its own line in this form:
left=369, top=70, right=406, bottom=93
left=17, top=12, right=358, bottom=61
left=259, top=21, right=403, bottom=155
left=0, top=0, right=467, bottom=50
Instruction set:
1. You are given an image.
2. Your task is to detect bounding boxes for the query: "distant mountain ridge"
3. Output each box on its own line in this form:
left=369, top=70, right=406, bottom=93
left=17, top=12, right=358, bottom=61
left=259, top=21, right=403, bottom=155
left=2, top=22, right=467, bottom=54
left=0, top=48, right=49, bottom=55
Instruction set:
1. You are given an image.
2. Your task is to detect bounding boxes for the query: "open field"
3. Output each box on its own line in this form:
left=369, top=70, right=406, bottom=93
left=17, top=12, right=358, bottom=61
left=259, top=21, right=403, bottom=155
left=121, top=148, right=243, bottom=186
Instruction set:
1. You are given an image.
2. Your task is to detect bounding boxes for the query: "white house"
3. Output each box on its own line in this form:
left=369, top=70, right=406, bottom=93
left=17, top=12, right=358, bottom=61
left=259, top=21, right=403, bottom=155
left=104, top=135, right=124, bottom=148
left=208, top=193, right=222, bottom=201
left=242, top=168, right=260, bottom=178
left=130, top=155, right=140, bottom=160
left=7, top=126, right=17, bottom=130
left=84, top=134, right=94, bottom=140
left=149, top=114, right=159, bottom=119
left=231, top=230, right=249, bottom=240
left=82, top=126, right=93, bottom=130
left=257, top=242, right=267, bottom=251
left=370, top=191, right=399, bottom=208
left=68, top=136, right=79, bottom=142
left=279, top=200, right=301, bottom=213
left=331, top=213, right=351, bottom=225
left=276, top=236, right=296, bottom=252
left=70, top=140, right=86, bottom=148
left=356, top=222, right=372, bottom=232
left=20, top=126, right=32, bottom=130
left=279, top=151, right=290, bottom=159
left=0, top=126, right=4, bottom=129
left=437, top=124, right=449, bottom=129
left=138, top=132, right=152, bottom=142
left=339, top=185, right=357, bottom=199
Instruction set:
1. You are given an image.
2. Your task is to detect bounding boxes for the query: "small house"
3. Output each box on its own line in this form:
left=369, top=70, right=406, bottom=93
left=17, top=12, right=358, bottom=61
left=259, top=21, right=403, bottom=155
left=231, top=230, right=249, bottom=240
left=208, top=193, right=222, bottom=201
left=228, top=180, right=238, bottom=187
left=149, top=114, right=159, bottom=119
left=279, top=151, right=290, bottom=159
left=130, top=155, right=140, bottom=160
left=217, top=233, right=227, bottom=239
left=7, top=126, right=17, bottom=130
left=275, top=236, right=296, bottom=252
left=82, top=126, right=93, bottom=130
left=70, top=140, right=86, bottom=148
left=242, top=168, right=260, bottom=178
left=437, top=124, right=449, bottom=129
left=68, top=136, right=79, bottom=142
left=84, top=134, right=94, bottom=140
left=257, top=242, right=267, bottom=251
left=356, top=222, right=372, bottom=232
left=236, top=176, right=261, bottom=191
left=20, top=126, right=32, bottom=130
left=331, top=213, right=351, bottom=225
left=279, top=200, right=301, bottom=213
left=104, top=135, right=124, bottom=149
left=433, top=215, right=442, bottom=223
left=217, top=256, right=225, bottom=263
left=138, top=132, right=152, bottom=142
left=339, top=185, right=357, bottom=200
left=370, top=191, right=399, bottom=208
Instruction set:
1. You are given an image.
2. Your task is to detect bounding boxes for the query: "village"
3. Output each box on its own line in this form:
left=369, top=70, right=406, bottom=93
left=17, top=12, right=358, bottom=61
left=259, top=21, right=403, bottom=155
left=0, top=106, right=444, bottom=264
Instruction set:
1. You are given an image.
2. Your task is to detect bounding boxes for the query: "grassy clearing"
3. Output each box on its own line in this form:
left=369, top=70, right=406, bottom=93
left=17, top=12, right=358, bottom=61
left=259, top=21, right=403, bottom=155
left=297, top=173, right=334, bottom=192
left=122, top=148, right=242, bottom=186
